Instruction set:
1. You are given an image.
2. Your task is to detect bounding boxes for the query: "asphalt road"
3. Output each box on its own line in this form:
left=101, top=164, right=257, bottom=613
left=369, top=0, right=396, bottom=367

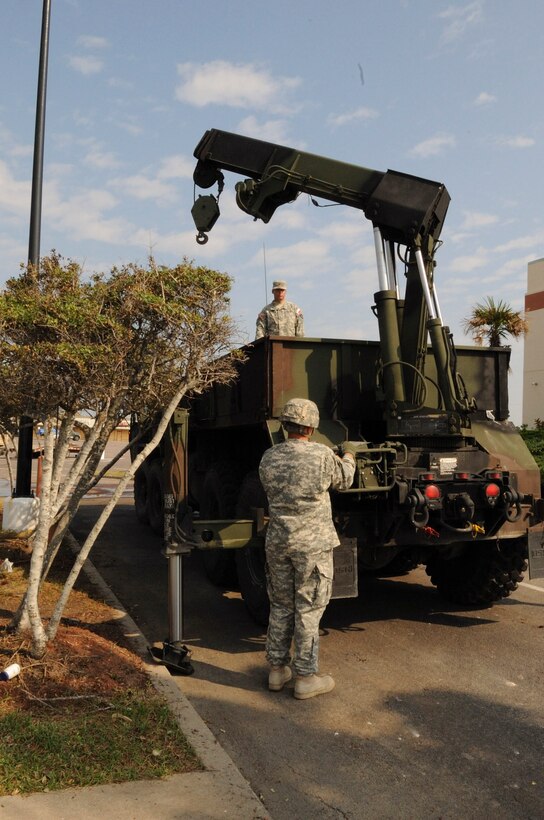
left=72, top=497, right=544, bottom=820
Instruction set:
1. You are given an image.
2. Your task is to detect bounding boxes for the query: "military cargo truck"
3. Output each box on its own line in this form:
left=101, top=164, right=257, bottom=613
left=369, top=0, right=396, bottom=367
left=132, top=130, right=543, bottom=624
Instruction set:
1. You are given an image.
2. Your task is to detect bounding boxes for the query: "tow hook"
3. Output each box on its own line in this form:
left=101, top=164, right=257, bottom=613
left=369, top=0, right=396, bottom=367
left=407, top=488, right=429, bottom=528
left=453, top=492, right=475, bottom=523
left=503, top=488, right=522, bottom=522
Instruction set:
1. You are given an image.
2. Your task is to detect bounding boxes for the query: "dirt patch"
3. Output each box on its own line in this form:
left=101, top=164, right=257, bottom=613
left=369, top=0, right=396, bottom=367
left=0, top=537, right=152, bottom=716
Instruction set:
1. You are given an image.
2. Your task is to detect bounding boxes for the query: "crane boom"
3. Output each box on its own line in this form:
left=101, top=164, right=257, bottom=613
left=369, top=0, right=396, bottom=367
left=192, top=128, right=450, bottom=247
left=191, top=128, right=472, bottom=419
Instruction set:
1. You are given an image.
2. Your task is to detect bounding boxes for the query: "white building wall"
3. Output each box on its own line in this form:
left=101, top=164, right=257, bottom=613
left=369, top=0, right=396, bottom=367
left=523, top=258, right=544, bottom=427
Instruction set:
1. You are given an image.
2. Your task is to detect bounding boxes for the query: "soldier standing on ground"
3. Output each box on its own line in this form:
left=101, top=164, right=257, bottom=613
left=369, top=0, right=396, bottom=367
left=259, top=398, right=357, bottom=699
left=255, top=280, right=304, bottom=339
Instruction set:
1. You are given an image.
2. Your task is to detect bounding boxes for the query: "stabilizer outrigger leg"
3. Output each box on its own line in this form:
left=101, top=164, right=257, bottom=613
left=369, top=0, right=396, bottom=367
left=150, top=409, right=195, bottom=675
left=149, top=538, right=194, bottom=675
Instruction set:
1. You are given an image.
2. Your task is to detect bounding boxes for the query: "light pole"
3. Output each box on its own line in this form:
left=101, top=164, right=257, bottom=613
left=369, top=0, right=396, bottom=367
left=14, top=0, right=52, bottom=498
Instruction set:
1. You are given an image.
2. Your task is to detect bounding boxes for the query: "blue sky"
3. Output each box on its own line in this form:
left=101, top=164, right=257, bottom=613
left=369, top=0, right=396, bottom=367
left=1, top=0, right=542, bottom=423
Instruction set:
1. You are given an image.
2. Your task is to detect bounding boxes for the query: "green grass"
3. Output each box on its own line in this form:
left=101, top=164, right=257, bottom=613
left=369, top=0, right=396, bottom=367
left=0, top=690, right=202, bottom=796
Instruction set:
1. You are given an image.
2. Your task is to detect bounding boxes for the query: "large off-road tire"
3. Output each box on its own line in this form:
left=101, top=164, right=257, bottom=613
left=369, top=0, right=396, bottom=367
left=235, top=471, right=270, bottom=626
left=147, top=460, right=164, bottom=536
left=134, top=465, right=149, bottom=524
left=376, top=552, right=420, bottom=577
left=199, top=461, right=240, bottom=587
left=426, top=537, right=527, bottom=605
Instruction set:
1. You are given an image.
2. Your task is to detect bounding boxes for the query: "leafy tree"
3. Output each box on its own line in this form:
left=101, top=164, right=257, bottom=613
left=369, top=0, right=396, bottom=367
left=519, top=426, right=544, bottom=485
left=0, top=252, right=242, bottom=657
left=463, top=297, right=528, bottom=347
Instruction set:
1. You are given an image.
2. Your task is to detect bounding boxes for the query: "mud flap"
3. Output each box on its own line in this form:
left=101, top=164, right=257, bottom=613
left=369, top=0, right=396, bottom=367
left=527, top=528, right=544, bottom=580
left=331, top=537, right=358, bottom=599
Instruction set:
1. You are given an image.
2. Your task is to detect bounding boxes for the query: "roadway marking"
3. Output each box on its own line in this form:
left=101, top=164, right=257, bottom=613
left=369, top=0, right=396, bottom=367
left=519, top=581, right=544, bottom=593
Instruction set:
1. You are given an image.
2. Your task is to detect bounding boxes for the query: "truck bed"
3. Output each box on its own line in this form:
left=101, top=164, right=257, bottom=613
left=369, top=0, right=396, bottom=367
left=190, top=336, right=510, bottom=434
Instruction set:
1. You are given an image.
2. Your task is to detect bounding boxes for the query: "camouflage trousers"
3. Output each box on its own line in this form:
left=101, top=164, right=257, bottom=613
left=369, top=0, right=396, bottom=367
left=265, top=546, right=334, bottom=676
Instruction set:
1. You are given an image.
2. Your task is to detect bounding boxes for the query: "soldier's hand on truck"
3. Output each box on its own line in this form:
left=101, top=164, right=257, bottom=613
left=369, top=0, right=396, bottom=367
left=341, top=441, right=361, bottom=459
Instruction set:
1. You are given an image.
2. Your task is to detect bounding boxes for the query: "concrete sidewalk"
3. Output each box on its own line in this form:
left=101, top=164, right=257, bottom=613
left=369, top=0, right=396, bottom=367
left=0, top=537, right=269, bottom=820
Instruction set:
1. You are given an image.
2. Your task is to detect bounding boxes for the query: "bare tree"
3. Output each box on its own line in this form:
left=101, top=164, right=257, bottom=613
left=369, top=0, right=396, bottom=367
left=0, top=253, right=242, bottom=657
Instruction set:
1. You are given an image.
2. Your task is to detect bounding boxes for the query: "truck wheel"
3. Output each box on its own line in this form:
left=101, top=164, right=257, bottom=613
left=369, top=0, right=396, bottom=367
left=134, top=466, right=149, bottom=524
left=377, top=552, right=419, bottom=576
left=426, top=537, right=527, bottom=605
left=235, top=472, right=270, bottom=626
left=200, top=462, right=240, bottom=587
left=147, top=461, right=164, bottom=536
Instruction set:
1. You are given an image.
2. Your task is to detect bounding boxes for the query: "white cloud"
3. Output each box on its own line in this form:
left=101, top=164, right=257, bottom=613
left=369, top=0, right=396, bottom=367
left=486, top=254, right=535, bottom=281
left=236, top=116, right=291, bottom=143
left=84, top=147, right=121, bottom=170
left=77, top=35, right=109, bottom=50
left=409, top=133, right=456, bottom=158
left=348, top=243, right=379, bottom=269
left=44, top=185, right=132, bottom=244
left=268, top=209, right=307, bottom=231
left=127, top=227, right=187, bottom=256
left=327, top=107, right=379, bottom=128
left=0, top=235, right=27, bottom=278
left=0, top=160, right=31, bottom=217
left=109, top=174, right=177, bottom=203
left=254, top=239, right=331, bottom=281
left=318, top=216, right=368, bottom=245
left=48, top=162, right=74, bottom=177
left=494, top=230, right=544, bottom=254
left=9, top=144, right=33, bottom=158
left=0, top=124, right=31, bottom=158
left=175, top=61, right=301, bottom=111
left=0, top=123, right=12, bottom=143
left=157, top=155, right=194, bottom=179
left=73, top=110, right=94, bottom=127
left=68, top=55, right=104, bottom=75
left=459, top=211, right=499, bottom=230
left=438, top=2, right=483, bottom=43
left=497, top=135, right=535, bottom=149
left=108, top=77, right=134, bottom=90
left=344, top=262, right=380, bottom=302
left=112, top=117, right=143, bottom=136
left=447, top=248, right=489, bottom=273
left=474, top=91, right=496, bottom=106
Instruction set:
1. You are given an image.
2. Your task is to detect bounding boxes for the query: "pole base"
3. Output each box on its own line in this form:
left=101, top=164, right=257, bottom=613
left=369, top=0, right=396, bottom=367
left=149, top=640, right=194, bottom=675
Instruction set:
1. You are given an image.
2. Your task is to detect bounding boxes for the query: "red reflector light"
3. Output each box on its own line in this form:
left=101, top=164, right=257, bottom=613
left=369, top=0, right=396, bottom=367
left=485, top=483, right=500, bottom=498
left=455, top=472, right=470, bottom=480
left=421, top=473, right=436, bottom=481
left=487, top=471, right=502, bottom=480
left=424, top=484, right=441, bottom=500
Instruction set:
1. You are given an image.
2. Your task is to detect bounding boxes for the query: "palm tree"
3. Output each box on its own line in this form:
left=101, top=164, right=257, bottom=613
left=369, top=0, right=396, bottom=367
left=463, top=297, right=528, bottom=347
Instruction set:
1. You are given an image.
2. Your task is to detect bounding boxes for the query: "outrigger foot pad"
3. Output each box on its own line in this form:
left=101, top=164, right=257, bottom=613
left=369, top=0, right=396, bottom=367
left=149, top=640, right=194, bottom=675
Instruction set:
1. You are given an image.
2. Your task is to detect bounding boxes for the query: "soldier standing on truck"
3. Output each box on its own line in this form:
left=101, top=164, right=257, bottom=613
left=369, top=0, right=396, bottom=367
left=255, top=280, right=304, bottom=338
left=259, top=398, right=357, bottom=699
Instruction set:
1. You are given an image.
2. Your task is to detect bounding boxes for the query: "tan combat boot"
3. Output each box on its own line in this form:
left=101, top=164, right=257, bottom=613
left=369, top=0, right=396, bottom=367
left=294, top=674, right=335, bottom=700
left=268, top=665, right=292, bottom=691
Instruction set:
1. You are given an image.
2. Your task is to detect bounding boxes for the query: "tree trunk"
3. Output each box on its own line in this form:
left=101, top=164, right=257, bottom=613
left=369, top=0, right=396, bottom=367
left=24, top=418, right=55, bottom=657
left=46, top=382, right=195, bottom=641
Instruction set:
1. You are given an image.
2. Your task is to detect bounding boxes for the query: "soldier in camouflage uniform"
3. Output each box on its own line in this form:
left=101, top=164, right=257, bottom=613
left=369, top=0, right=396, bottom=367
left=259, top=398, right=356, bottom=699
left=255, top=280, right=304, bottom=339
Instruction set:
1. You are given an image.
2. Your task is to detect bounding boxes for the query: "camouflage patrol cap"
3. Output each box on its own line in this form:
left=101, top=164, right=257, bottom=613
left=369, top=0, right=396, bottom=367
left=272, top=280, right=287, bottom=290
left=280, top=398, right=319, bottom=428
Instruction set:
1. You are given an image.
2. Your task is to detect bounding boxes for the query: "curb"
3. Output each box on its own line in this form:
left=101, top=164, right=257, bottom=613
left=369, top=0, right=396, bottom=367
left=65, top=532, right=268, bottom=817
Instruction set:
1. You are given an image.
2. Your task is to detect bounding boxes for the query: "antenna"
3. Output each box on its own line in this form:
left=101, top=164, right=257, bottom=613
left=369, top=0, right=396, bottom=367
left=262, top=242, right=268, bottom=302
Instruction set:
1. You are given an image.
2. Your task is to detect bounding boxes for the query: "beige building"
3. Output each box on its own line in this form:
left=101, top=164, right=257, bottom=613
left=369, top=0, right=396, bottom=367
left=523, top=257, right=544, bottom=427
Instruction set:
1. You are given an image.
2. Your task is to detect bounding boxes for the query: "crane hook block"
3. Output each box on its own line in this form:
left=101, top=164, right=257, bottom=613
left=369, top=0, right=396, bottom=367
left=191, top=195, right=220, bottom=242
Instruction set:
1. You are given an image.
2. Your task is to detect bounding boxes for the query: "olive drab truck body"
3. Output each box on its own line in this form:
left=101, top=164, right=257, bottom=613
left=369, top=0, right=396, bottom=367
left=132, top=130, right=544, bottom=625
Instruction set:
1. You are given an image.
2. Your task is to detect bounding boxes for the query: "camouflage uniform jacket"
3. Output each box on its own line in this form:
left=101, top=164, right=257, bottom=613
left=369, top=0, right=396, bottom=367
left=255, top=300, right=304, bottom=339
left=259, top=440, right=355, bottom=556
